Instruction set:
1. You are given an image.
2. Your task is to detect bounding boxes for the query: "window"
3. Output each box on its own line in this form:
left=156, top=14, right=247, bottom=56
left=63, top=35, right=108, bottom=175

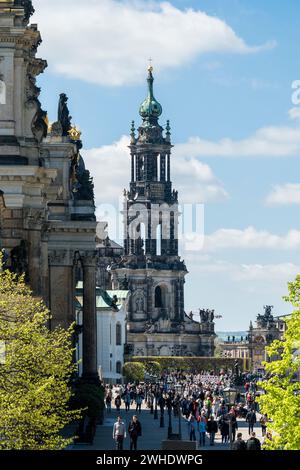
left=116, top=323, right=122, bottom=346
left=155, top=286, right=163, bottom=308
left=116, top=361, right=122, bottom=374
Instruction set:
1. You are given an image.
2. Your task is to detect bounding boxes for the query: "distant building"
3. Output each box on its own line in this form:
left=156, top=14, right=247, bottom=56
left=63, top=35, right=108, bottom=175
left=76, top=284, right=129, bottom=384
left=218, top=306, right=288, bottom=372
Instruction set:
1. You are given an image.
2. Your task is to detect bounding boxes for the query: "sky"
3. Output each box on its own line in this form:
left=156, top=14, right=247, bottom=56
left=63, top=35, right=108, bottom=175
left=32, top=0, right=300, bottom=330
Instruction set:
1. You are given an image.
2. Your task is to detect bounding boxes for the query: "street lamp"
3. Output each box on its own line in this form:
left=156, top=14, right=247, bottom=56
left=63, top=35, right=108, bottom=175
left=167, top=398, right=173, bottom=438
left=223, top=387, right=238, bottom=450
left=223, top=387, right=238, bottom=408
left=154, top=388, right=158, bottom=420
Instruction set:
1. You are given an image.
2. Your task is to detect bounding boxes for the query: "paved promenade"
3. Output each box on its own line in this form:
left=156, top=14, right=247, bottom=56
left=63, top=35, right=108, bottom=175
left=70, top=403, right=263, bottom=451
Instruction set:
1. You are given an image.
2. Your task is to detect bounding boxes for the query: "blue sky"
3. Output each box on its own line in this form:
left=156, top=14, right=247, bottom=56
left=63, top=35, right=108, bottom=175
left=33, top=0, right=300, bottom=329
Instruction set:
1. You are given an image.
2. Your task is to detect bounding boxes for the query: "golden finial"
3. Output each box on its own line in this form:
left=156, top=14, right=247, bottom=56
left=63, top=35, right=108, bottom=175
left=148, top=57, right=153, bottom=73
left=68, top=125, right=82, bottom=141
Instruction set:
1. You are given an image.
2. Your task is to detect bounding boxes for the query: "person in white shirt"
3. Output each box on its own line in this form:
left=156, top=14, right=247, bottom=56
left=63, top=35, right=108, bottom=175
left=113, top=416, right=126, bottom=450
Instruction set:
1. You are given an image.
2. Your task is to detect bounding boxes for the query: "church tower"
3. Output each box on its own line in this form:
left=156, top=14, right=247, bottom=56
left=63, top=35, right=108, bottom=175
left=112, top=67, right=215, bottom=357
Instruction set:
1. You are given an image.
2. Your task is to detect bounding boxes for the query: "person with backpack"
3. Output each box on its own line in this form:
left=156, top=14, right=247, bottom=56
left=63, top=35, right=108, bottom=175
left=246, top=431, right=261, bottom=450
left=260, top=414, right=268, bottom=437
left=128, top=415, right=142, bottom=451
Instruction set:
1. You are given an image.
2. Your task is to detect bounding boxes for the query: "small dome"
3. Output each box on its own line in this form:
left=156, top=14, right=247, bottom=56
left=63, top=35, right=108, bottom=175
left=139, top=68, right=162, bottom=121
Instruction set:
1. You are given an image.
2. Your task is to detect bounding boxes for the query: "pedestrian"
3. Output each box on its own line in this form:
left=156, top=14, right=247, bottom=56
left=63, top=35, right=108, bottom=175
left=218, top=415, right=229, bottom=444
left=128, top=415, right=142, bottom=451
left=232, top=432, right=246, bottom=451
left=246, top=409, right=257, bottom=435
left=113, top=416, right=126, bottom=450
left=135, top=393, right=143, bottom=413
left=198, top=415, right=207, bottom=447
left=246, top=432, right=261, bottom=451
left=115, top=394, right=121, bottom=412
left=263, top=431, right=272, bottom=447
left=260, top=414, right=268, bottom=437
left=187, top=413, right=197, bottom=441
left=105, top=392, right=112, bottom=414
left=207, top=415, right=218, bottom=446
left=229, top=412, right=238, bottom=441
left=124, top=391, right=131, bottom=412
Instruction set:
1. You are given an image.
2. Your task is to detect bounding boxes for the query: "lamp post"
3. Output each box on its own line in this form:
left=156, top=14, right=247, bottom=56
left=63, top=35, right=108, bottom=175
left=167, top=397, right=173, bottom=438
left=160, top=407, right=165, bottom=428
left=178, top=402, right=182, bottom=440
left=223, top=387, right=238, bottom=449
left=154, top=388, right=158, bottom=420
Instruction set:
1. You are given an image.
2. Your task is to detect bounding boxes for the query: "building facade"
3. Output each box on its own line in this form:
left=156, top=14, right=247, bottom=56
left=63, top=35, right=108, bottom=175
left=111, top=67, right=216, bottom=357
left=219, top=306, right=287, bottom=371
left=76, top=284, right=129, bottom=384
left=0, top=1, right=98, bottom=381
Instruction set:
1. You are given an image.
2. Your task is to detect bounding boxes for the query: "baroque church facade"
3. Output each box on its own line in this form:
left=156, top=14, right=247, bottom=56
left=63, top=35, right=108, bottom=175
left=111, top=67, right=216, bottom=357
left=0, top=1, right=99, bottom=381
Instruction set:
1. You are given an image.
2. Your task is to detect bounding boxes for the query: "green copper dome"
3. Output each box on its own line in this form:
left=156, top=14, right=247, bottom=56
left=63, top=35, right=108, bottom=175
left=139, top=67, right=162, bottom=122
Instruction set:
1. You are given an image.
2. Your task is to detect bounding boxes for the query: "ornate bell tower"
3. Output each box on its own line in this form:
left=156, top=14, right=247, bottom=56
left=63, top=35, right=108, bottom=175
left=111, top=67, right=215, bottom=358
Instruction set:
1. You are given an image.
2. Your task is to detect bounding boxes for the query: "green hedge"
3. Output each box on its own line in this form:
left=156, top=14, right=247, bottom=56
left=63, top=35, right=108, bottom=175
left=123, top=362, right=146, bottom=383
left=130, top=356, right=247, bottom=373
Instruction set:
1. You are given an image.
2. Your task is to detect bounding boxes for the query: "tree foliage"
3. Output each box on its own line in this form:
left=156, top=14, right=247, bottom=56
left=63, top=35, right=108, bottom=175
left=257, top=276, right=300, bottom=450
left=0, top=257, right=81, bottom=449
left=123, top=362, right=145, bottom=383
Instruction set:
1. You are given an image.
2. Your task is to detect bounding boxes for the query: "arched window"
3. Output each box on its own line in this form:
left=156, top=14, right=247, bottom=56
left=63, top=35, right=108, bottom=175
left=155, top=286, right=163, bottom=308
left=156, top=223, right=161, bottom=255
left=116, top=361, right=122, bottom=374
left=116, top=322, right=122, bottom=346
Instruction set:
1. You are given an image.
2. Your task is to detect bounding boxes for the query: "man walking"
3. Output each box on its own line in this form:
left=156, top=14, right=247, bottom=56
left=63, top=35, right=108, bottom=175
left=245, top=409, right=257, bottom=435
left=128, top=415, right=142, bottom=451
left=232, top=432, right=246, bottom=450
left=113, top=415, right=126, bottom=450
left=246, top=431, right=261, bottom=450
left=207, top=415, right=218, bottom=446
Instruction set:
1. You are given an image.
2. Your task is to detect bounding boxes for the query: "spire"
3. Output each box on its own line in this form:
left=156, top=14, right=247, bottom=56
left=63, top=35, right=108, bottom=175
left=130, top=120, right=136, bottom=144
left=165, top=120, right=171, bottom=143
left=139, top=65, right=162, bottom=124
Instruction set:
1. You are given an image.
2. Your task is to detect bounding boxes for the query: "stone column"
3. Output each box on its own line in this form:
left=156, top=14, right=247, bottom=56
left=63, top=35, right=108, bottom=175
left=48, top=250, right=75, bottom=329
left=25, top=208, right=46, bottom=297
left=81, top=252, right=98, bottom=382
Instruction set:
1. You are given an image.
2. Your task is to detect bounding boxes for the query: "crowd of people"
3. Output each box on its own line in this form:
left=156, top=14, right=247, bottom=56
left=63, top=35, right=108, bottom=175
left=104, top=369, right=271, bottom=451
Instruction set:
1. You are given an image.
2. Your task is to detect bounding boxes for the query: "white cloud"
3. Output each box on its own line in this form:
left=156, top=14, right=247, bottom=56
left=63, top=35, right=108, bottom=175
left=266, top=183, right=300, bottom=206
left=288, top=107, right=300, bottom=121
left=182, top=226, right=300, bottom=252
left=191, top=259, right=300, bottom=282
left=32, top=0, right=275, bottom=86
left=82, top=135, right=228, bottom=206
left=175, top=125, right=300, bottom=158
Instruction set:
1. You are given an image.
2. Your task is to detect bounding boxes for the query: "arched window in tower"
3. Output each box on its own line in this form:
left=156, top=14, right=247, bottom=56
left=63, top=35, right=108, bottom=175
left=156, top=223, right=161, bottom=256
left=155, top=285, right=163, bottom=308
left=116, top=322, right=122, bottom=346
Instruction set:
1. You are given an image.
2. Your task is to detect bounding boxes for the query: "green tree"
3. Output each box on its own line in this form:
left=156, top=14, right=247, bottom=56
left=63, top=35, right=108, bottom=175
left=123, top=362, right=145, bottom=383
left=145, top=361, right=162, bottom=377
left=0, top=257, right=81, bottom=449
left=257, top=276, right=300, bottom=450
